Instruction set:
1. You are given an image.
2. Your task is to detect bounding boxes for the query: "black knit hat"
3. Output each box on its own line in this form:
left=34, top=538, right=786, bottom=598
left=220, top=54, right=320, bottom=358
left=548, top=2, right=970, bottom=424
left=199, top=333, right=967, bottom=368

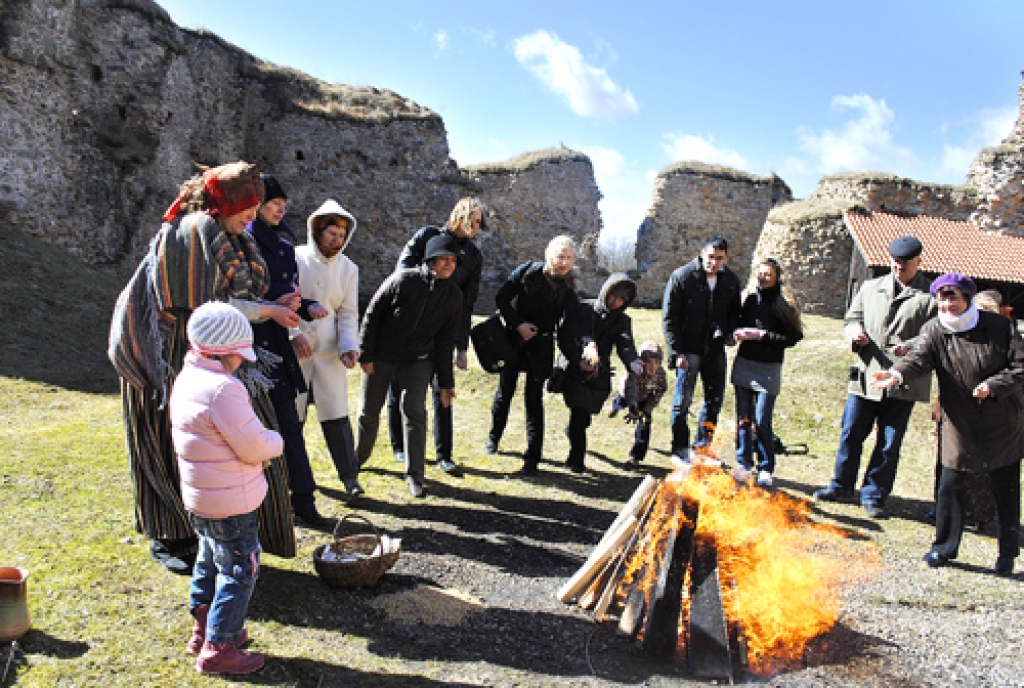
left=424, top=234, right=459, bottom=261
left=260, top=174, right=287, bottom=203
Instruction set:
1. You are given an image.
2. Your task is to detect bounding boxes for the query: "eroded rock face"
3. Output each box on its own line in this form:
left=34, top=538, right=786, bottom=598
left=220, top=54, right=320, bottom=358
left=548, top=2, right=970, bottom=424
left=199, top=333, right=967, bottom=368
left=464, top=148, right=603, bottom=308
left=634, top=163, right=791, bottom=305
left=966, top=78, right=1024, bottom=235
left=752, top=200, right=857, bottom=317
left=0, top=1, right=605, bottom=309
left=807, top=173, right=978, bottom=221
left=0, top=0, right=466, bottom=291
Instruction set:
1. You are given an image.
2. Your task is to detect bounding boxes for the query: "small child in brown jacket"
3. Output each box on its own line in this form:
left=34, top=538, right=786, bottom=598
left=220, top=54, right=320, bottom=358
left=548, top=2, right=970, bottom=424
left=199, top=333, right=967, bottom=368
left=609, top=340, right=668, bottom=466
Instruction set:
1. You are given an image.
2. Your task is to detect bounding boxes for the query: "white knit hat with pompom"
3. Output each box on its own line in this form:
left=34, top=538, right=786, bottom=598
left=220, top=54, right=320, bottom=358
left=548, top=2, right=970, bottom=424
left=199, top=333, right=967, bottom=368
left=187, top=301, right=257, bottom=362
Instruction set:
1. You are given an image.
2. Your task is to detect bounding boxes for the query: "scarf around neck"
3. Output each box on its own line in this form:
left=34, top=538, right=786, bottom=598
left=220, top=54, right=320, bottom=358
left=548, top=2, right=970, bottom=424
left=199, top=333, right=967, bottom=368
left=938, top=302, right=979, bottom=333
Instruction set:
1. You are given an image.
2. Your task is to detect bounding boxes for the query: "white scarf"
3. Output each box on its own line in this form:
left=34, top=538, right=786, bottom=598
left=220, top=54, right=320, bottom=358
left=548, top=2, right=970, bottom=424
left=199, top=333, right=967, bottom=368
left=938, top=302, right=979, bottom=333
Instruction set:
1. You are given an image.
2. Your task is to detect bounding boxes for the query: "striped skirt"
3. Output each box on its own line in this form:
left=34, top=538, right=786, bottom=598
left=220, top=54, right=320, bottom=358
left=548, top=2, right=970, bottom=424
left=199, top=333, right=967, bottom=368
left=119, top=317, right=296, bottom=557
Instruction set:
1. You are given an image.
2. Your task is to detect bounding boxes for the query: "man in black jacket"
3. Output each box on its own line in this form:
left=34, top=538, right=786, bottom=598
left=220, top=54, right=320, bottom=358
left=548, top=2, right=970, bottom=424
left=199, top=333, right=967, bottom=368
left=387, top=198, right=485, bottom=475
left=488, top=235, right=579, bottom=475
left=356, top=235, right=463, bottom=498
left=662, top=235, right=741, bottom=464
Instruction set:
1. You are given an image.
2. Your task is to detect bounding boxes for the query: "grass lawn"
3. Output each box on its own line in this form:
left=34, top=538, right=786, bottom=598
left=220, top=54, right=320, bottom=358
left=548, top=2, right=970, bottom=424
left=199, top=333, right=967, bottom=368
left=2, top=224, right=1023, bottom=685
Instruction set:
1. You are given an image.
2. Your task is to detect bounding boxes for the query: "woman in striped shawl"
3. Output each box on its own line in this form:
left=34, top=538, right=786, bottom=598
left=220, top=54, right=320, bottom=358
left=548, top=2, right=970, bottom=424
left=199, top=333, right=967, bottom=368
left=109, top=162, right=301, bottom=572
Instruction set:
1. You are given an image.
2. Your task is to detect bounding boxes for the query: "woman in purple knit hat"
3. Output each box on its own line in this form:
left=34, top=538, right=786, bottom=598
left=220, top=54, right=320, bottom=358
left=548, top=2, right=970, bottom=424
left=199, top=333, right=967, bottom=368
left=872, top=273, right=1024, bottom=576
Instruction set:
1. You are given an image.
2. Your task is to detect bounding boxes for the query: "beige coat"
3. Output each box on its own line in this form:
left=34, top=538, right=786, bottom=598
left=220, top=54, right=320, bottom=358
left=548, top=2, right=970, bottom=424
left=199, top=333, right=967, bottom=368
left=843, top=272, right=936, bottom=402
left=295, top=200, right=359, bottom=422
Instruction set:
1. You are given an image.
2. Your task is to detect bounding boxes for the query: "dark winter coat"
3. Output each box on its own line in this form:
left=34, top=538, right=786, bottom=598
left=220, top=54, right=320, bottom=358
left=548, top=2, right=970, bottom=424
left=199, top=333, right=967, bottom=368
left=662, top=257, right=741, bottom=367
left=358, top=264, right=463, bottom=388
left=560, top=273, right=639, bottom=414
left=495, top=261, right=579, bottom=379
left=246, top=215, right=316, bottom=401
left=894, top=309, right=1024, bottom=473
left=735, top=286, right=803, bottom=363
left=397, top=226, right=483, bottom=352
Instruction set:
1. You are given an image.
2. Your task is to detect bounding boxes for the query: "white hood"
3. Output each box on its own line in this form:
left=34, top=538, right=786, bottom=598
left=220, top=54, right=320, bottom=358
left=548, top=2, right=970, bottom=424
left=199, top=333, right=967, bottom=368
left=306, top=199, right=358, bottom=254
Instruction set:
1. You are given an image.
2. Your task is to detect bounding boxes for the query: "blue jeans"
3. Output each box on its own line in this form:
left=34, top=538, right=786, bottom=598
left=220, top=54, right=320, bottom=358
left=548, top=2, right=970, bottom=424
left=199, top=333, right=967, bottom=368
left=670, top=351, right=726, bottom=453
left=735, top=386, right=777, bottom=473
left=188, top=511, right=261, bottom=644
left=829, top=394, right=915, bottom=506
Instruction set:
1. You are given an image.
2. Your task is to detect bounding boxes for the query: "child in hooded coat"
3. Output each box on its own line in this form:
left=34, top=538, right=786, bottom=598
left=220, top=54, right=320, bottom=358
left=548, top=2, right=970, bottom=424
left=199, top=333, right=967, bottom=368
left=558, top=273, right=643, bottom=473
left=609, top=340, right=668, bottom=466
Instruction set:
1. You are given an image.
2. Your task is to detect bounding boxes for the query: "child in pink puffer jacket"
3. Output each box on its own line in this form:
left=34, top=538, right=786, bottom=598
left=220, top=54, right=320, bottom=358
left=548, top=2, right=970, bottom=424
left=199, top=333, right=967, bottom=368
left=169, top=301, right=282, bottom=676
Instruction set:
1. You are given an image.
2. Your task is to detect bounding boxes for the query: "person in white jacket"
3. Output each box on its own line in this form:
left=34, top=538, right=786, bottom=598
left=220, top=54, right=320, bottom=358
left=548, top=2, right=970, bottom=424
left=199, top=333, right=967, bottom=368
left=294, top=200, right=363, bottom=497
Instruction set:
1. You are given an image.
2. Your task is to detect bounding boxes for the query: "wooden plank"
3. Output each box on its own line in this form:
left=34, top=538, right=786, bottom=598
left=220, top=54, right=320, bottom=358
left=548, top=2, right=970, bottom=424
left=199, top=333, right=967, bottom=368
left=643, top=495, right=698, bottom=660
left=687, top=540, right=733, bottom=680
left=556, top=514, right=637, bottom=603
left=617, top=586, right=646, bottom=638
left=593, top=489, right=660, bottom=622
left=596, top=475, right=658, bottom=551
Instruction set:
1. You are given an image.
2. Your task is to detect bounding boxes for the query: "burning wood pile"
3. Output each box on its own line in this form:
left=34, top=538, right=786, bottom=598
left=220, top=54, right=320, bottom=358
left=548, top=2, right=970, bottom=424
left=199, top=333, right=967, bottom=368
left=559, top=464, right=878, bottom=680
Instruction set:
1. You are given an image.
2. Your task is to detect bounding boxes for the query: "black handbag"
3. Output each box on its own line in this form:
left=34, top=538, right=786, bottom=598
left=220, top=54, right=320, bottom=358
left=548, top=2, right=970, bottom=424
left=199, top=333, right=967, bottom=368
left=471, top=314, right=518, bottom=373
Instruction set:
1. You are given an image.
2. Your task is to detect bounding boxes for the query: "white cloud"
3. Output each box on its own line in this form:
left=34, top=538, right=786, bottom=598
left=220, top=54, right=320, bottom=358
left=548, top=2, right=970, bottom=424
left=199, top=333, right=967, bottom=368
left=434, top=29, right=449, bottom=51
left=580, top=145, right=625, bottom=178
left=512, top=30, right=638, bottom=120
left=796, top=93, right=915, bottom=174
left=662, top=133, right=750, bottom=170
left=938, top=105, right=1017, bottom=176
left=466, top=27, right=496, bottom=46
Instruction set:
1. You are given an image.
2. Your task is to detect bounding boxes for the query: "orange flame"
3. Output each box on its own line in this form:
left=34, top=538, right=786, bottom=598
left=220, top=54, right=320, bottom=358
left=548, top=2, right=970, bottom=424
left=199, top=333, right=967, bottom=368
left=681, top=466, right=879, bottom=674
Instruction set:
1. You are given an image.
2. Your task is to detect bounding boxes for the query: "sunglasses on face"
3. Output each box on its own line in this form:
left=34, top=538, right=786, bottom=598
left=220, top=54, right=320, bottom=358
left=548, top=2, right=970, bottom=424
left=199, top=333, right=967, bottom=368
left=937, top=289, right=962, bottom=299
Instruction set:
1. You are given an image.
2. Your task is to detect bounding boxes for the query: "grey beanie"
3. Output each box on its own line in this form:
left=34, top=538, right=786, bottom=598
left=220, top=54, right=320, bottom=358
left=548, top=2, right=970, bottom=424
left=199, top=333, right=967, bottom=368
left=187, top=302, right=257, bottom=362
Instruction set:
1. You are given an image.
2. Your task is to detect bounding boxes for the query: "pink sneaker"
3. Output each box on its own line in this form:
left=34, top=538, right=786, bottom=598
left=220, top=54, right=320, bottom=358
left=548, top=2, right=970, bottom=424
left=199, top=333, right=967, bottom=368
left=195, top=640, right=265, bottom=675
left=186, top=606, right=248, bottom=656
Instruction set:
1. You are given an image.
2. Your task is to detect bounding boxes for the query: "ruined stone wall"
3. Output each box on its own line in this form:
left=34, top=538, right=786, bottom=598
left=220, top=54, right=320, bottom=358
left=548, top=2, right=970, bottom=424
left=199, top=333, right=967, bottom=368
left=752, top=199, right=858, bottom=316
left=464, top=148, right=603, bottom=309
left=0, top=0, right=470, bottom=297
left=965, top=76, right=1024, bottom=235
left=633, top=162, right=791, bottom=305
left=0, top=0, right=608, bottom=309
left=807, top=173, right=978, bottom=221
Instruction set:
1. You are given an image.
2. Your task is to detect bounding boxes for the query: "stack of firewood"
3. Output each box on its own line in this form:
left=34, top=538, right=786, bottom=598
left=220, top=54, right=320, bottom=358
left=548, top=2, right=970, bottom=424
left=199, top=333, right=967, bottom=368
left=557, top=469, right=736, bottom=679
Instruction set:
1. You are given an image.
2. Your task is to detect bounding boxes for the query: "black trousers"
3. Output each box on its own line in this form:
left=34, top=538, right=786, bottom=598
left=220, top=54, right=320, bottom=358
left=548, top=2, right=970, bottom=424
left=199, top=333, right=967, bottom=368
left=388, top=374, right=453, bottom=463
left=933, top=460, right=1021, bottom=561
left=567, top=407, right=592, bottom=468
left=490, top=366, right=546, bottom=466
left=273, top=396, right=316, bottom=512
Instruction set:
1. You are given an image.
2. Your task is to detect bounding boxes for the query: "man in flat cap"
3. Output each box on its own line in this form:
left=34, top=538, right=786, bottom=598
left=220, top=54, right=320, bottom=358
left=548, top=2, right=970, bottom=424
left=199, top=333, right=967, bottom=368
left=814, top=235, right=936, bottom=518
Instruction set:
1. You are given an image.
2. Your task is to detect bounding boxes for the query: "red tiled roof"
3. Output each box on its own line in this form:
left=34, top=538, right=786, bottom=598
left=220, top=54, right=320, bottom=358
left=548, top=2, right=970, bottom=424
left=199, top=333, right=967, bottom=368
left=844, top=210, right=1024, bottom=284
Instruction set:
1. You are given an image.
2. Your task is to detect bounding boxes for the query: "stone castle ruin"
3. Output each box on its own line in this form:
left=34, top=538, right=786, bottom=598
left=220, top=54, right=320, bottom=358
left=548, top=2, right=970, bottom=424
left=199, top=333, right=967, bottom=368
left=2, top=0, right=1022, bottom=317
left=0, top=0, right=600, bottom=304
left=633, top=163, right=791, bottom=304
left=753, top=76, right=1024, bottom=315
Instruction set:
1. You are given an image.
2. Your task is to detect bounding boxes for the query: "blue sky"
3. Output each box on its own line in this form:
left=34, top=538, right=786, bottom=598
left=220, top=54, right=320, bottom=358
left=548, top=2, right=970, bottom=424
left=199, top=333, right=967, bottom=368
left=155, top=1, right=1023, bottom=241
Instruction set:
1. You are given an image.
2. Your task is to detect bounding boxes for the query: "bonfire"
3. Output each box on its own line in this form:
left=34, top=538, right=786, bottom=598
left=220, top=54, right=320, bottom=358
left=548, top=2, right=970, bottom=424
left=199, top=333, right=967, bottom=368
left=558, top=458, right=879, bottom=680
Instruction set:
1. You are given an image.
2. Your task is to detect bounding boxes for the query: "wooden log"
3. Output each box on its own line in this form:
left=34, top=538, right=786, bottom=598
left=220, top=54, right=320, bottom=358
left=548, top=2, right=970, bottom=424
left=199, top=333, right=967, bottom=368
left=687, top=540, right=733, bottom=680
left=593, top=486, right=661, bottom=622
left=617, top=586, right=646, bottom=638
left=556, top=514, right=637, bottom=603
left=642, top=495, right=698, bottom=660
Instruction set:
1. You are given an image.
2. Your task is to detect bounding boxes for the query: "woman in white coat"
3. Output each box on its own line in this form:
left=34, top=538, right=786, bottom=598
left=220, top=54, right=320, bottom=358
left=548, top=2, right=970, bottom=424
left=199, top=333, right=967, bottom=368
left=294, top=199, right=363, bottom=496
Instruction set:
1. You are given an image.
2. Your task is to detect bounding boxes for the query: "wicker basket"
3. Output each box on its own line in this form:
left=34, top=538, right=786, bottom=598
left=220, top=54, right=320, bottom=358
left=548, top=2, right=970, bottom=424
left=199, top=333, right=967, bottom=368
left=313, top=513, right=400, bottom=588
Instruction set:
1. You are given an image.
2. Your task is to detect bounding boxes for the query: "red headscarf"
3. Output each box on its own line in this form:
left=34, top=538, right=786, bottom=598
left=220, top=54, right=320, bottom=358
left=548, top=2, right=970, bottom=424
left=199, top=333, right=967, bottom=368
left=163, top=162, right=264, bottom=222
